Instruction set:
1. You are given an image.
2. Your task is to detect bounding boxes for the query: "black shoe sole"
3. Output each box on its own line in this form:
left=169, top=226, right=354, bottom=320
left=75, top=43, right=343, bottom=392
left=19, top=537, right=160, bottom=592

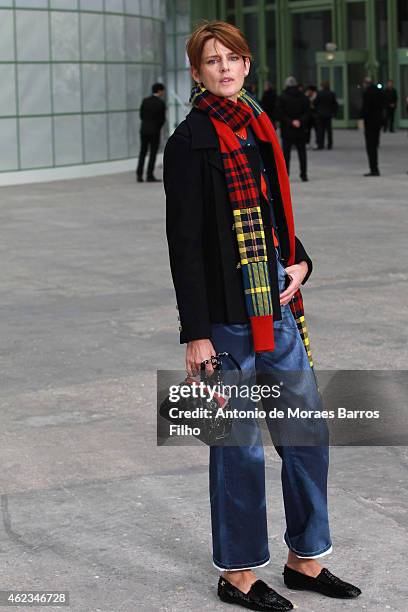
left=219, top=592, right=293, bottom=610
left=284, top=583, right=360, bottom=599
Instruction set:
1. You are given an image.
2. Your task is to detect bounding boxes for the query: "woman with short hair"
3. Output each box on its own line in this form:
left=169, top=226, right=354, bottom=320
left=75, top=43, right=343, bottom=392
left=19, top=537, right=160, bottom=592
left=164, top=20, right=361, bottom=611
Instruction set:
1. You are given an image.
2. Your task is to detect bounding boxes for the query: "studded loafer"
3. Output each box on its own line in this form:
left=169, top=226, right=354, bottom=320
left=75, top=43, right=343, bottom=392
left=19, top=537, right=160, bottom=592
left=218, top=576, right=294, bottom=611
left=283, top=565, right=362, bottom=599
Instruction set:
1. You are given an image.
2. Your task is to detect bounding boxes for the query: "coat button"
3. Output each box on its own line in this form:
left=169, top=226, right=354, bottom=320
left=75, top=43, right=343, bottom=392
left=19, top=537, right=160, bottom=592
left=178, top=325, right=182, bottom=331
left=236, top=262, right=241, bottom=269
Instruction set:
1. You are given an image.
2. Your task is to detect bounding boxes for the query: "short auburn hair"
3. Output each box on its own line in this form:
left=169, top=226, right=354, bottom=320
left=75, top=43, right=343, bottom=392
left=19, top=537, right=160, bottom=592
left=186, top=20, right=252, bottom=69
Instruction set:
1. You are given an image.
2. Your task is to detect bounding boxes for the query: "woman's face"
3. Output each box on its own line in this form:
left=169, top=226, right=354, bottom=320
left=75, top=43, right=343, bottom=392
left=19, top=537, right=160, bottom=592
left=191, top=37, right=250, bottom=102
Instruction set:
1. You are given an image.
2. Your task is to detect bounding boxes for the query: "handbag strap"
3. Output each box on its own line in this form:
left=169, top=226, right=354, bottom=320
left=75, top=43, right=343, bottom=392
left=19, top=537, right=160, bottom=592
left=200, top=351, right=242, bottom=384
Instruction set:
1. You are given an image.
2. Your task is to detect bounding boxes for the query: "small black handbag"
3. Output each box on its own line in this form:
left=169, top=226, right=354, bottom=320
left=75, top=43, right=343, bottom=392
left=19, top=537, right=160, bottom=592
left=159, top=352, right=241, bottom=445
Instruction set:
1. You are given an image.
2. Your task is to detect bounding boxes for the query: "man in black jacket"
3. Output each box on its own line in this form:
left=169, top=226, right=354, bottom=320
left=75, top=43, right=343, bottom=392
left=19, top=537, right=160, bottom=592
left=360, top=77, right=385, bottom=177
left=314, top=81, right=338, bottom=150
left=136, top=83, right=166, bottom=183
left=383, top=79, right=398, bottom=133
left=276, top=76, right=310, bottom=182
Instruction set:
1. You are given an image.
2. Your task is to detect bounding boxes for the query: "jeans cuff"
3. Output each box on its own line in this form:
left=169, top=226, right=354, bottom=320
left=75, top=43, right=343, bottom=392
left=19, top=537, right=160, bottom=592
left=283, top=533, right=333, bottom=559
left=213, top=556, right=270, bottom=571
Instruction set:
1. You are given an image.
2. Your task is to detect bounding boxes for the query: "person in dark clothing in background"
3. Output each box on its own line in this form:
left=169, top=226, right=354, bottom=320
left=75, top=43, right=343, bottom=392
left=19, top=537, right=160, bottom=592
left=383, top=79, right=398, bottom=133
left=261, top=81, right=277, bottom=127
left=136, top=82, right=166, bottom=183
left=305, top=85, right=318, bottom=148
left=247, top=82, right=260, bottom=103
left=360, top=76, right=385, bottom=177
left=276, top=76, right=310, bottom=182
left=314, top=81, right=338, bottom=150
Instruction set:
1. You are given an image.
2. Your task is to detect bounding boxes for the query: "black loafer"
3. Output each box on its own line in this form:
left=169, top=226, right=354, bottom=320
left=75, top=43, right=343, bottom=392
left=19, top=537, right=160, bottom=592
left=283, top=565, right=361, bottom=599
left=218, top=576, right=294, bottom=611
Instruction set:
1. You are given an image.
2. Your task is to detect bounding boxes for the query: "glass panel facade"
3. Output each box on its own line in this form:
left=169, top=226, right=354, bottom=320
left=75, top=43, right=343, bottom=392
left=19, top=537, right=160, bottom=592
left=166, top=0, right=191, bottom=131
left=108, top=112, right=128, bottom=159
left=400, top=66, right=408, bottom=119
left=15, top=0, right=48, bottom=6
left=16, top=10, right=50, bottom=61
left=243, top=11, right=259, bottom=94
left=80, top=13, right=105, bottom=61
left=107, top=64, right=127, bottom=110
left=226, top=12, right=236, bottom=25
left=0, top=65, right=16, bottom=116
left=398, top=0, right=408, bottom=47
left=80, top=0, right=104, bottom=11
left=265, top=9, right=276, bottom=87
left=0, top=10, right=15, bottom=61
left=54, top=115, right=82, bottom=165
left=0, top=119, right=18, bottom=170
left=333, top=66, right=344, bottom=120
left=125, top=16, right=142, bottom=61
left=51, top=12, right=80, bottom=61
left=52, top=64, right=81, bottom=113
left=376, top=0, right=388, bottom=85
left=84, top=114, right=108, bottom=162
left=347, top=2, right=366, bottom=49
left=82, top=64, right=107, bottom=112
left=293, top=10, right=332, bottom=86
left=19, top=117, right=53, bottom=168
left=321, top=66, right=330, bottom=83
left=348, top=63, right=366, bottom=119
left=0, top=1, right=166, bottom=172
left=51, top=0, right=78, bottom=8
left=18, top=64, right=51, bottom=115
left=105, top=0, right=124, bottom=11
left=106, top=14, right=126, bottom=60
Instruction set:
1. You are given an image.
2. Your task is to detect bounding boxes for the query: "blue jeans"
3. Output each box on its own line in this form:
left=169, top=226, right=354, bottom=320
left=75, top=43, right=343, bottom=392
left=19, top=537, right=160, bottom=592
left=209, top=249, right=332, bottom=571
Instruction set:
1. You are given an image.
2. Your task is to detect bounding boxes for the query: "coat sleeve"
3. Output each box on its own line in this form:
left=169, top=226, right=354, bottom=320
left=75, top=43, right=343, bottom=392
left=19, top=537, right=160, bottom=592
left=159, top=101, right=166, bottom=129
left=163, top=131, right=211, bottom=343
left=359, top=90, right=368, bottom=120
left=139, top=98, right=145, bottom=121
left=294, top=235, right=313, bottom=285
left=300, top=96, right=311, bottom=126
left=276, top=95, right=291, bottom=127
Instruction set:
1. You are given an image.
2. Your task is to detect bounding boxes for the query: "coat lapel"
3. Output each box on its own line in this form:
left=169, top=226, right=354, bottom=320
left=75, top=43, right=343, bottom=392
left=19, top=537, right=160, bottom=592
left=186, top=108, right=225, bottom=173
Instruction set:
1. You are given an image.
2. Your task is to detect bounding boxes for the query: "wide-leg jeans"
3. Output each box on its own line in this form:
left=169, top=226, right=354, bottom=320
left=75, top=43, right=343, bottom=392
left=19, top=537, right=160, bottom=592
left=209, top=249, right=332, bottom=571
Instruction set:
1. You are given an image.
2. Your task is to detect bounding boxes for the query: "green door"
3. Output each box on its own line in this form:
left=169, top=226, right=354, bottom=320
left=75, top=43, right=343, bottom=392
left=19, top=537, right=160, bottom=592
left=316, top=50, right=369, bottom=128
left=317, top=63, right=347, bottom=126
left=397, top=49, right=408, bottom=128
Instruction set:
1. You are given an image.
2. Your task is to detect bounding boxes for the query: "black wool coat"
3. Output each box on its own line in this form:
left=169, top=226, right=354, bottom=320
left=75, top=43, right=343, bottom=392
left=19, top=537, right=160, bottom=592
left=360, top=85, right=385, bottom=127
left=276, top=87, right=310, bottom=140
left=139, top=95, right=166, bottom=136
left=163, top=107, right=313, bottom=344
left=314, top=89, right=339, bottom=119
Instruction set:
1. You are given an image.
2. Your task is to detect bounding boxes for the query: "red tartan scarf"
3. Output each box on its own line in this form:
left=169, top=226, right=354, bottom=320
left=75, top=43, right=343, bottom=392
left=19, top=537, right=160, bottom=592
left=190, top=84, right=312, bottom=364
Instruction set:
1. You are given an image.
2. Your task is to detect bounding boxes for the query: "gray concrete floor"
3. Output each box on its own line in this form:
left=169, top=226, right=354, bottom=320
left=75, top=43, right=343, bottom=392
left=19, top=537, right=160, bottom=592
left=0, top=129, right=407, bottom=611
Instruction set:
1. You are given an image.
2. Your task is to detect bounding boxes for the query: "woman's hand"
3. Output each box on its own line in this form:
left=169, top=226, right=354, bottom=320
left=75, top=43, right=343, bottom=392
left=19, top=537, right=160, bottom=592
left=186, top=339, right=217, bottom=377
left=279, top=261, right=308, bottom=306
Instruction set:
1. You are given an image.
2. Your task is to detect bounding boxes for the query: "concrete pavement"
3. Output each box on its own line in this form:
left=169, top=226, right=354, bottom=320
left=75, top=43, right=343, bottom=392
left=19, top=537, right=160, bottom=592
left=0, top=128, right=407, bottom=611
